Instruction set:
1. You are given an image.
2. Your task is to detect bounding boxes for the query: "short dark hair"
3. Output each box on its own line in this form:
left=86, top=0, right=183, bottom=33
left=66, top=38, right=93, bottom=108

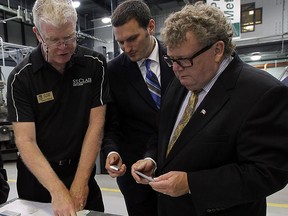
left=111, top=0, right=152, bottom=28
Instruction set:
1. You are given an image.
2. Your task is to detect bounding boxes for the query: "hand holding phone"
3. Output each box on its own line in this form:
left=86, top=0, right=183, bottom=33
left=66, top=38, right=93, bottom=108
left=135, top=170, right=155, bottom=182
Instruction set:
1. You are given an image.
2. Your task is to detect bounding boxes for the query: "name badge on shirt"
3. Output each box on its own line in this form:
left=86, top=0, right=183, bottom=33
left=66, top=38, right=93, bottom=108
left=37, top=91, right=54, bottom=104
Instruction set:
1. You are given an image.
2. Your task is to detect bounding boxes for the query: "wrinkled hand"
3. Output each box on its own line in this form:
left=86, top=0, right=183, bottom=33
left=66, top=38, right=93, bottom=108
left=70, top=181, right=89, bottom=212
left=105, top=153, right=126, bottom=177
left=150, top=171, right=189, bottom=197
left=131, top=159, right=155, bottom=184
left=51, top=185, right=76, bottom=216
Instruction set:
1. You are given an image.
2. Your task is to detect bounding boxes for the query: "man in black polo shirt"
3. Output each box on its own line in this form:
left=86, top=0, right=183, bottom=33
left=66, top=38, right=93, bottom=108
left=6, top=0, right=110, bottom=215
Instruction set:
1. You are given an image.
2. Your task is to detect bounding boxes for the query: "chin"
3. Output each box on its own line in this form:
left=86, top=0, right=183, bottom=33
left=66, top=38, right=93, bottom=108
left=179, top=80, right=192, bottom=89
left=57, top=55, right=72, bottom=63
left=127, top=53, right=141, bottom=62
left=128, top=56, right=139, bottom=62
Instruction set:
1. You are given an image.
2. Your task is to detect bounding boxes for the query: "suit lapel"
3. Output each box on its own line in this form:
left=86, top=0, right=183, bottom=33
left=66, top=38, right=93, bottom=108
left=120, top=43, right=174, bottom=111
left=158, top=79, right=188, bottom=165
left=164, top=84, right=229, bottom=163
left=121, top=55, right=159, bottom=110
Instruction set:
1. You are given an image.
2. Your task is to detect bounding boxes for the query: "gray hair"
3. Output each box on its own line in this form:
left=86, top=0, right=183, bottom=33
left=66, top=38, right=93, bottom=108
left=161, top=1, right=235, bottom=57
left=32, top=0, right=77, bottom=31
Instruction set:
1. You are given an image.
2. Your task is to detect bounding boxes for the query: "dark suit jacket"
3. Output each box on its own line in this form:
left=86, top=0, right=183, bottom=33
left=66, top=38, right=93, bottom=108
left=155, top=54, right=288, bottom=216
left=102, top=42, right=174, bottom=166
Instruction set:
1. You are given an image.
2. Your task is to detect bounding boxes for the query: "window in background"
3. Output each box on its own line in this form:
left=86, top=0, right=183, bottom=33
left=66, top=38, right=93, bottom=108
left=241, top=3, right=262, bottom=33
left=255, top=8, right=262, bottom=25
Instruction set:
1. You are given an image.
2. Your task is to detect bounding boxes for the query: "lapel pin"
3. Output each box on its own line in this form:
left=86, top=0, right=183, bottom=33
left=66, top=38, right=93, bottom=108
left=200, top=109, right=206, bottom=115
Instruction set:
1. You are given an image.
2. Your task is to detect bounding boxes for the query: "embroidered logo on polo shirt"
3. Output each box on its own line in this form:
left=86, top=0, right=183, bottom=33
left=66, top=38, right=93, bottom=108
left=37, top=91, right=54, bottom=104
left=73, top=78, right=92, bottom=86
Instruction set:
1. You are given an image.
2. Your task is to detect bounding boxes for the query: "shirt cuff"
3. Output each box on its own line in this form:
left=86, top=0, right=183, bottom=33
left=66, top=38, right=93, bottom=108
left=144, top=157, right=157, bottom=172
left=107, top=151, right=122, bottom=161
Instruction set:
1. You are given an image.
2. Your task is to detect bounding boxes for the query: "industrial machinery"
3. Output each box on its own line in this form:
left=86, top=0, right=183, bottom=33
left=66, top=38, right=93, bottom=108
left=0, top=37, right=34, bottom=161
left=0, top=67, right=17, bottom=161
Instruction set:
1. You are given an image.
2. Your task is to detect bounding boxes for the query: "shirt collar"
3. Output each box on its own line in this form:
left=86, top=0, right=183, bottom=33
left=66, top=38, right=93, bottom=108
left=202, top=56, right=233, bottom=93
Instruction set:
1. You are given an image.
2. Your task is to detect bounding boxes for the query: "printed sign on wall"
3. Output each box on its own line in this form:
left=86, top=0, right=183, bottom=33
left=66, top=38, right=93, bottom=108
left=207, top=0, right=241, bottom=38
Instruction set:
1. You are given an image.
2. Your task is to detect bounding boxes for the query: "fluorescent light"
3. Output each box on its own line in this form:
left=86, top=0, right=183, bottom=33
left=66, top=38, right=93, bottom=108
left=101, top=17, right=111, bottom=24
left=72, top=1, right=80, bottom=8
left=250, top=52, right=262, bottom=61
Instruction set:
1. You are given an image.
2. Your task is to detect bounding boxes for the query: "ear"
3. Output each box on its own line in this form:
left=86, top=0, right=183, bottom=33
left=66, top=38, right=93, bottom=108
left=33, top=26, right=42, bottom=43
left=214, top=41, right=225, bottom=62
left=147, top=19, right=155, bottom=35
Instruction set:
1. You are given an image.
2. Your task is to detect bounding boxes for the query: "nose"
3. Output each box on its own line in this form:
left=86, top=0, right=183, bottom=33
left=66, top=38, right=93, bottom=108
left=57, top=40, right=68, bottom=49
left=121, top=42, right=132, bottom=53
left=172, top=61, right=184, bottom=71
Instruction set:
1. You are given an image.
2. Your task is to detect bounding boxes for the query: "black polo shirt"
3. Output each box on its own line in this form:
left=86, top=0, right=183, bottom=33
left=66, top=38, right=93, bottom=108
left=7, top=44, right=110, bottom=161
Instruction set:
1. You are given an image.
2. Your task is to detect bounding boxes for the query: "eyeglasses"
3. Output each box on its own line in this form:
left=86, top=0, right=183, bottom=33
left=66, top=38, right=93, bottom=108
left=37, top=28, right=77, bottom=49
left=45, top=34, right=77, bottom=49
left=163, top=42, right=216, bottom=68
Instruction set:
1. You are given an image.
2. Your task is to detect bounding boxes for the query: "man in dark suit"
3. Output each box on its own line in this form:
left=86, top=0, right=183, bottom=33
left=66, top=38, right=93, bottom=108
left=102, top=0, right=174, bottom=216
left=131, top=2, right=288, bottom=216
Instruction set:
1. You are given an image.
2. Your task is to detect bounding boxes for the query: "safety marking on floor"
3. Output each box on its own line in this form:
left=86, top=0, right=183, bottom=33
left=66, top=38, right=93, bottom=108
left=100, top=187, right=121, bottom=193
left=267, top=203, right=288, bottom=208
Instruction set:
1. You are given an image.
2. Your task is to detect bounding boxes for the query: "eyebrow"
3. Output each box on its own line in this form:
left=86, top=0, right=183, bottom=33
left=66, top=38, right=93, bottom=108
left=46, top=32, right=76, bottom=40
left=117, top=33, right=139, bottom=44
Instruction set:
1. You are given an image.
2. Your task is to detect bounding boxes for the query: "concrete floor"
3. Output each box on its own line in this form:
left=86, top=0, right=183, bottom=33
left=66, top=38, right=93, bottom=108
left=3, top=161, right=288, bottom=216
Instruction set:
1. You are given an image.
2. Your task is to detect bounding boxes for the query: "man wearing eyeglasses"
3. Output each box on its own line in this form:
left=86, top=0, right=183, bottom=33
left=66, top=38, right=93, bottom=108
left=131, top=2, right=288, bottom=216
left=6, top=0, right=109, bottom=215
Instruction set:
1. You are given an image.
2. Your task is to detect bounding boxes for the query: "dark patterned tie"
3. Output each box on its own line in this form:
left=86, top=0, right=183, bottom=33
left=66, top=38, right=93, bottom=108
left=166, top=91, right=198, bottom=157
left=145, top=59, right=161, bottom=109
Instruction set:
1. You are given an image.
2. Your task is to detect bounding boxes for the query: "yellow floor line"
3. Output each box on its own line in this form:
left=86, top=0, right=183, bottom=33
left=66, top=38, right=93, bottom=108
left=100, top=187, right=121, bottom=193
left=267, top=203, right=288, bottom=208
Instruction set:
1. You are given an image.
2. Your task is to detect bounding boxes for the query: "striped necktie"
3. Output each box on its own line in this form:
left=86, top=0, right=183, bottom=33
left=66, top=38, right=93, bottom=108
left=145, top=59, right=161, bottom=109
left=166, top=91, right=199, bottom=157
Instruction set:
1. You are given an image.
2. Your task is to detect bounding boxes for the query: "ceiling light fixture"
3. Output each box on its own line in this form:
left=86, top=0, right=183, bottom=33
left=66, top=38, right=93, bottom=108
left=101, top=17, right=111, bottom=24
left=72, top=1, right=80, bottom=8
left=250, top=52, right=262, bottom=61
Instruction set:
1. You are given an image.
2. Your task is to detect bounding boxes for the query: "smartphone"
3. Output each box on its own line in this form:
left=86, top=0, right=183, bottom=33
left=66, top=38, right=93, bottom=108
left=110, top=165, right=120, bottom=171
left=135, top=170, right=155, bottom=182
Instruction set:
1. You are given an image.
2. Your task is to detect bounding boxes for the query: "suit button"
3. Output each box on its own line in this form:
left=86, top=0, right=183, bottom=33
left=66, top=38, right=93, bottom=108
left=207, top=208, right=216, bottom=213
left=207, top=209, right=212, bottom=213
